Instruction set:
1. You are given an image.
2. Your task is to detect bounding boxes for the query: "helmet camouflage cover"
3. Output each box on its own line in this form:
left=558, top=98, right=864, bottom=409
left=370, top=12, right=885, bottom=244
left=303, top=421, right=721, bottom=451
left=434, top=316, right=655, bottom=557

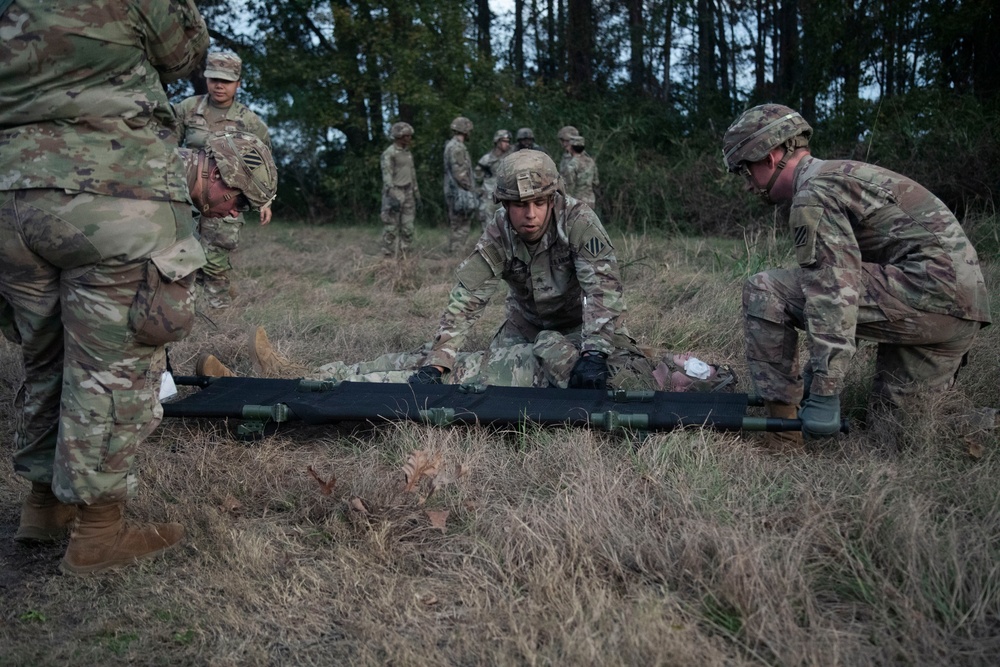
left=204, top=50, right=242, bottom=82
left=205, top=131, right=278, bottom=209
left=515, top=127, right=534, bottom=141
left=390, top=121, right=414, bottom=139
left=450, top=116, right=473, bottom=134
left=568, top=134, right=585, bottom=148
left=493, top=149, right=562, bottom=202
left=722, top=103, right=812, bottom=172
left=557, top=125, right=578, bottom=141
left=493, top=128, right=512, bottom=144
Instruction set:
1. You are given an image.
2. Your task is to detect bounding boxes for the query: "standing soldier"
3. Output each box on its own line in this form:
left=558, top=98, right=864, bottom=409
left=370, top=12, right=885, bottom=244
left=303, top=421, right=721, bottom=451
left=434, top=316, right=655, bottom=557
left=475, top=129, right=512, bottom=229
left=1, top=0, right=209, bottom=574
left=722, top=103, right=991, bottom=450
left=561, top=135, right=600, bottom=209
left=513, top=127, right=547, bottom=154
left=443, top=116, right=477, bottom=254
left=175, top=50, right=275, bottom=309
left=380, top=122, right=420, bottom=256
left=556, top=125, right=579, bottom=173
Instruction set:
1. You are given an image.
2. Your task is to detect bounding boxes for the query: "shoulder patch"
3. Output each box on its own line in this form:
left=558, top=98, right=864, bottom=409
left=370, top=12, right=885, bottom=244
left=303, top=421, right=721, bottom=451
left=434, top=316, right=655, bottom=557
left=584, top=236, right=607, bottom=257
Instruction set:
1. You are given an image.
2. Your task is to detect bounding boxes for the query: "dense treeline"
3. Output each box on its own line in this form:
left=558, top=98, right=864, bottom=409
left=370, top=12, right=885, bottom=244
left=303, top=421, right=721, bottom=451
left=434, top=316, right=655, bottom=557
left=181, top=0, right=999, bottom=236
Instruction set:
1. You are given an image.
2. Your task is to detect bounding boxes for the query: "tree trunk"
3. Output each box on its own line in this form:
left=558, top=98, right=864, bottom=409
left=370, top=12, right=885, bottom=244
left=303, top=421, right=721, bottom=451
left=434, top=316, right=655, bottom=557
left=567, top=0, right=594, bottom=95
left=626, top=0, right=644, bottom=93
left=477, top=0, right=492, bottom=60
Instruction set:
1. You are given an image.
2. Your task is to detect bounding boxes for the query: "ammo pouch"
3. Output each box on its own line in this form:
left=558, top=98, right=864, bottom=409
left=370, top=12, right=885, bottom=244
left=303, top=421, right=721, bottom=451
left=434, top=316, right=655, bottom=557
left=451, top=187, right=479, bottom=215
left=199, top=215, right=243, bottom=251
left=129, top=237, right=204, bottom=346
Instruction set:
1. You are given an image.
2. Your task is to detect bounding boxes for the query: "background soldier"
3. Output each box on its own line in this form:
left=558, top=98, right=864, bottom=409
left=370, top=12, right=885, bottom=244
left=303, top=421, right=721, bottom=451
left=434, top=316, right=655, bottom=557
left=380, top=122, right=420, bottom=256
left=561, top=134, right=600, bottom=209
left=475, top=129, right=512, bottom=229
left=556, top=125, right=579, bottom=173
left=723, top=103, right=991, bottom=450
left=1, top=0, right=208, bottom=574
left=409, top=150, right=634, bottom=390
left=175, top=50, right=274, bottom=309
left=443, top=116, right=476, bottom=254
left=513, top=127, right=547, bottom=154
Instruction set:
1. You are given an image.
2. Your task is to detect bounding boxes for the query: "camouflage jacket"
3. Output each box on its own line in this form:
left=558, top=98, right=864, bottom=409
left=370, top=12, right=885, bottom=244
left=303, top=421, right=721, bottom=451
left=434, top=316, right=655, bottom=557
left=443, top=136, right=473, bottom=198
left=380, top=143, right=418, bottom=195
left=561, top=152, right=600, bottom=208
left=475, top=149, right=509, bottom=201
left=0, top=0, right=208, bottom=202
left=787, top=154, right=991, bottom=396
left=174, top=95, right=271, bottom=151
left=425, top=193, right=627, bottom=369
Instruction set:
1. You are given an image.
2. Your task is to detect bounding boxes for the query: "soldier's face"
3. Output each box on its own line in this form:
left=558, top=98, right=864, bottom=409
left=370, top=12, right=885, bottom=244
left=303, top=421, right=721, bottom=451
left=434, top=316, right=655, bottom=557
left=200, top=167, right=247, bottom=218
left=496, top=138, right=510, bottom=152
left=397, top=135, right=412, bottom=148
left=507, top=197, right=552, bottom=242
left=206, top=77, right=240, bottom=106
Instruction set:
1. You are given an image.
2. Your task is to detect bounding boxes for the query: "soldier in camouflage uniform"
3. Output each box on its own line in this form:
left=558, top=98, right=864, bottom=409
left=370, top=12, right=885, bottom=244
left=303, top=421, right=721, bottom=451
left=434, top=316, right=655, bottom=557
left=513, top=127, right=547, bottom=154
left=723, top=103, right=991, bottom=449
left=409, top=150, right=634, bottom=390
left=175, top=51, right=275, bottom=308
left=560, top=135, right=600, bottom=209
left=475, top=129, right=512, bottom=230
left=380, top=122, right=420, bottom=256
left=0, top=0, right=209, bottom=574
left=556, top=125, right=579, bottom=174
left=443, top=116, right=477, bottom=254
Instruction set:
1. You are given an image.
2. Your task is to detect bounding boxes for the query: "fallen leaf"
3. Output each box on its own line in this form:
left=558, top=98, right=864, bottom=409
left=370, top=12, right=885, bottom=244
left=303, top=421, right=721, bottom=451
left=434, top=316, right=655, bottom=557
left=307, top=465, right=336, bottom=495
left=418, top=593, right=439, bottom=606
left=965, top=436, right=985, bottom=460
left=425, top=509, right=450, bottom=533
left=219, top=495, right=241, bottom=514
left=349, top=496, right=370, bottom=515
left=402, top=450, right=442, bottom=492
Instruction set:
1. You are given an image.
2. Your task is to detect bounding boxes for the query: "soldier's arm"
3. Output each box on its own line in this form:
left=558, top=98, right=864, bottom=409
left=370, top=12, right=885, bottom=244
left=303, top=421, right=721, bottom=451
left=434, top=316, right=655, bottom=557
left=139, top=0, right=209, bottom=84
left=792, top=184, right=863, bottom=397
left=380, top=149, right=395, bottom=190
left=449, top=145, right=475, bottom=191
left=570, top=209, right=625, bottom=356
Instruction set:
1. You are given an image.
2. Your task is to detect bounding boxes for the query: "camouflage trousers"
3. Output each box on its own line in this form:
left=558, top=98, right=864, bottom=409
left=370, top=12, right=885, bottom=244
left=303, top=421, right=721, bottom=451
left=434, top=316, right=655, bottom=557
left=198, top=213, right=243, bottom=308
left=381, top=185, right=416, bottom=256
left=0, top=190, right=203, bottom=505
left=744, top=268, right=982, bottom=408
left=478, top=198, right=499, bottom=231
left=446, top=205, right=475, bottom=255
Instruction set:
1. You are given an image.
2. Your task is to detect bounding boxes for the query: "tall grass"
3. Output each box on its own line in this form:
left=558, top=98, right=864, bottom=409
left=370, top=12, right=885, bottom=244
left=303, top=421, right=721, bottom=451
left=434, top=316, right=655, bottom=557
left=1, top=220, right=997, bottom=666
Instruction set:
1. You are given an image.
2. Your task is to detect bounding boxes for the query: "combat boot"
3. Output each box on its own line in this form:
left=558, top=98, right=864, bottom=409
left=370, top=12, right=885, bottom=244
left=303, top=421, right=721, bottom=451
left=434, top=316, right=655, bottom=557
left=14, top=481, right=78, bottom=543
left=195, top=352, right=236, bottom=377
left=60, top=502, right=184, bottom=575
left=763, top=401, right=804, bottom=453
left=248, top=326, right=310, bottom=378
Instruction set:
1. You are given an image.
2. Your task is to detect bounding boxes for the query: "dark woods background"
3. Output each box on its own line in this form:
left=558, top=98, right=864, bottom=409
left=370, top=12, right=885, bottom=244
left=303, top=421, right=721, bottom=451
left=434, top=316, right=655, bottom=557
left=178, top=0, right=999, bottom=240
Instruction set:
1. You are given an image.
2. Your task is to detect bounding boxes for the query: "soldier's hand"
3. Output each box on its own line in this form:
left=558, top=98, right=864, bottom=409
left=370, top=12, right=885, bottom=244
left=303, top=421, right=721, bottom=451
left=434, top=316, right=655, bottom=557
left=798, top=394, right=841, bottom=440
left=408, top=365, right=444, bottom=385
left=568, top=352, right=609, bottom=390
left=259, top=205, right=273, bottom=226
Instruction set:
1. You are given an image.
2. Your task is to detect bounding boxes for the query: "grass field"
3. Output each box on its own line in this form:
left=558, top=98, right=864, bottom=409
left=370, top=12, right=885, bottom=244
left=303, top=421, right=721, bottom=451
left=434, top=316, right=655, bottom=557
left=1, top=219, right=997, bottom=666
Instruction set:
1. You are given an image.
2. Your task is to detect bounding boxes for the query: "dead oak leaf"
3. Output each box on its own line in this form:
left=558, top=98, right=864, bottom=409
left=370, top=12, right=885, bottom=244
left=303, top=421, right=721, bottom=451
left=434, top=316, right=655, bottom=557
left=425, top=509, right=450, bottom=533
left=307, top=465, right=336, bottom=495
left=402, top=449, right=442, bottom=492
left=219, top=495, right=242, bottom=514
left=964, top=436, right=985, bottom=460
left=348, top=496, right=371, bottom=515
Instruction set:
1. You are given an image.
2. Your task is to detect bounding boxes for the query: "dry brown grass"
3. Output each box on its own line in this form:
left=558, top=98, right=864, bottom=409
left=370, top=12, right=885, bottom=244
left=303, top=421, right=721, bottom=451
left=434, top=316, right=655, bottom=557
left=1, top=220, right=998, bottom=666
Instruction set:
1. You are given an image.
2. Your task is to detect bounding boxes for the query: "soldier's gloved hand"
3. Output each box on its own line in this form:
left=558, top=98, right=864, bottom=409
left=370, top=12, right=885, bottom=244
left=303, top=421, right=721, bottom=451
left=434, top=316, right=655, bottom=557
left=568, top=352, right=609, bottom=390
left=408, top=365, right=444, bottom=385
left=801, top=366, right=814, bottom=402
left=798, top=394, right=841, bottom=440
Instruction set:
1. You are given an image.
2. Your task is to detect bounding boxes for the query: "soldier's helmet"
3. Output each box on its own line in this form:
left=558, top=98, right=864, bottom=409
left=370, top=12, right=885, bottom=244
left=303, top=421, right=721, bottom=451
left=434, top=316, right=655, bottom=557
left=516, top=127, right=535, bottom=141
left=204, top=50, right=242, bottom=82
left=390, top=122, right=414, bottom=139
left=493, top=129, right=512, bottom=144
left=557, top=125, right=579, bottom=141
left=722, top=104, right=811, bottom=172
left=493, top=150, right=562, bottom=203
left=569, top=134, right=585, bottom=148
left=205, top=131, right=278, bottom=209
left=450, top=116, right=473, bottom=135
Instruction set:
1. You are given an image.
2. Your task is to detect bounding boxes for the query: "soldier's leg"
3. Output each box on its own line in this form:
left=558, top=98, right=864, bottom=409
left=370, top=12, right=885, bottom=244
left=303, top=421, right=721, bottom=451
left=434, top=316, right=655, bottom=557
left=399, top=193, right=416, bottom=253
left=198, top=215, right=243, bottom=308
left=448, top=210, right=472, bottom=254
left=532, top=330, right=583, bottom=388
left=381, top=207, right=399, bottom=256
left=742, top=269, right=807, bottom=405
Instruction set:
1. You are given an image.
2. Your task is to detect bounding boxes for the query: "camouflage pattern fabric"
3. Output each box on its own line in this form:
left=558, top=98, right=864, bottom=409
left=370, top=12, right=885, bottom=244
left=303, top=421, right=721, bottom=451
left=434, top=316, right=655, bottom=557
left=0, top=0, right=208, bottom=504
left=561, top=152, right=600, bottom=208
left=744, top=155, right=991, bottom=406
left=424, top=192, right=628, bottom=371
left=174, top=95, right=271, bottom=307
left=475, top=148, right=509, bottom=229
left=443, top=136, right=475, bottom=253
left=513, top=140, right=548, bottom=155
left=380, top=142, right=419, bottom=255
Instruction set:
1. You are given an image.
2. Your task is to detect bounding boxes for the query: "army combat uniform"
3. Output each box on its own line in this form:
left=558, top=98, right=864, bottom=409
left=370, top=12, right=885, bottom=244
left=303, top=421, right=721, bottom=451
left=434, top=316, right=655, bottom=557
left=380, top=142, right=420, bottom=255
left=745, top=155, right=991, bottom=409
left=0, top=0, right=208, bottom=504
left=561, top=151, right=600, bottom=209
left=424, top=192, right=636, bottom=388
left=174, top=59, right=272, bottom=308
left=475, top=148, right=508, bottom=230
left=443, top=136, right=476, bottom=253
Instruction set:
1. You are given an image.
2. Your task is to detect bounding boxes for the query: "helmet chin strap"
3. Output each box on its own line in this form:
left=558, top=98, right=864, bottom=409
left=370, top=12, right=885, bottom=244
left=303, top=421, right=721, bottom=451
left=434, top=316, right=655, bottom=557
left=752, top=147, right=790, bottom=204
left=198, top=151, right=213, bottom=214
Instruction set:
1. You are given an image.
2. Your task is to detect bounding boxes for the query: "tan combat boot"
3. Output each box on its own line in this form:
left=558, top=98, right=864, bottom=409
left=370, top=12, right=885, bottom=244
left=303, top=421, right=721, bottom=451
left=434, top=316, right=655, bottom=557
left=764, top=401, right=804, bottom=453
left=14, top=481, right=78, bottom=543
left=195, top=352, right=236, bottom=377
left=248, top=326, right=310, bottom=378
left=60, top=502, right=184, bottom=575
